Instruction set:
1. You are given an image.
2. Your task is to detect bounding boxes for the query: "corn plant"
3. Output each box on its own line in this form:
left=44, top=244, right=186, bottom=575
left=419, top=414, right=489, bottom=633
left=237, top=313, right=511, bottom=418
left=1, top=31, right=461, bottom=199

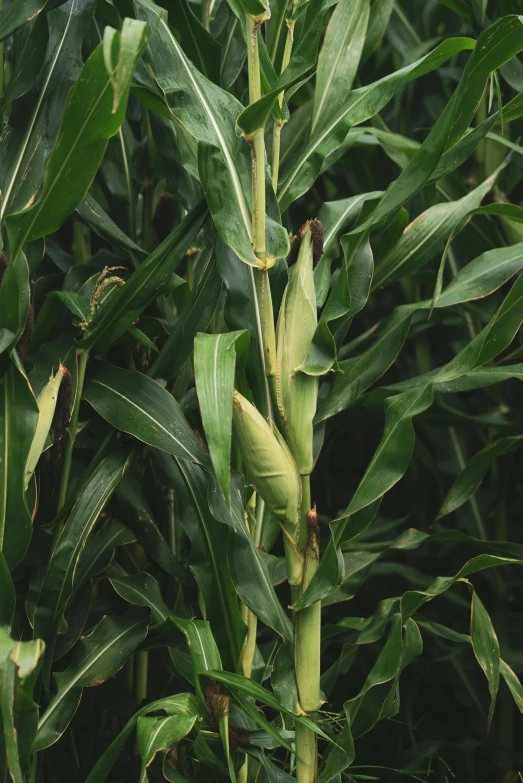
left=3, top=0, right=523, bottom=781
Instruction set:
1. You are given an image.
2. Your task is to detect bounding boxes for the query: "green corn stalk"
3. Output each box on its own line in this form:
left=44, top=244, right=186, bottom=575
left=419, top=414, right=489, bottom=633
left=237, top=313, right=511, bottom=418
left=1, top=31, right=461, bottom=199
left=233, top=221, right=322, bottom=782
left=277, top=223, right=322, bottom=783
left=232, top=385, right=303, bottom=782
left=294, top=506, right=322, bottom=783
left=4, top=4, right=523, bottom=783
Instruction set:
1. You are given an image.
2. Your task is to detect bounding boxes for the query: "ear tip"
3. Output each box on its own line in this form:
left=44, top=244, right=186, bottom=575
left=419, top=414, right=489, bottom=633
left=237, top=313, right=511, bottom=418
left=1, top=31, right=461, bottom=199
left=309, top=219, right=324, bottom=267
left=287, top=219, right=324, bottom=268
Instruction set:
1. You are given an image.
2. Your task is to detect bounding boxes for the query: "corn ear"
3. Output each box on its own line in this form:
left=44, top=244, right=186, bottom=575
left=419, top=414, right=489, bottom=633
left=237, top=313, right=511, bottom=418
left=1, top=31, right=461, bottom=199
left=24, top=366, right=63, bottom=490
left=232, top=389, right=300, bottom=528
left=276, top=222, right=320, bottom=475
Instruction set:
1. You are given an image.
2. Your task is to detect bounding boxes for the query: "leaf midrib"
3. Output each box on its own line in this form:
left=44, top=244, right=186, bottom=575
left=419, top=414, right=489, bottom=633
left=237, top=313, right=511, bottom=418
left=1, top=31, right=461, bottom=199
left=87, top=378, right=199, bottom=463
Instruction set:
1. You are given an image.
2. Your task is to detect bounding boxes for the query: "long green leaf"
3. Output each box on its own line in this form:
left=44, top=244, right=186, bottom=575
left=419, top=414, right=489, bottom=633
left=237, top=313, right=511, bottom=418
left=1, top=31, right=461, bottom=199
left=0, top=632, right=45, bottom=783
left=352, top=17, right=523, bottom=236
left=278, top=36, right=475, bottom=210
left=155, top=454, right=246, bottom=669
left=373, top=170, right=499, bottom=288
left=471, top=592, right=500, bottom=727
left=135, top=0, right=288, bottom=265
left=0, top=360, right=39, bottom=569
left=438, top=436, right=523, bottom=518
left=0, top=0, right=94, bottom=222
left=312, top=0, right=370, bottom=134
left=33, top=452, right=131, bottom=639
left=83, top=362, right=210, bottom=466
left=85, top=694, right=201, bottom=783
left=0, top=0, right=57, bottom=43
left=137, top=712, right=198, bottom=783
left=6, top=19, right=146, bottom=261
left=34, top=607, right=150, bottom=751
left=194, top=330, right=249, bottom=505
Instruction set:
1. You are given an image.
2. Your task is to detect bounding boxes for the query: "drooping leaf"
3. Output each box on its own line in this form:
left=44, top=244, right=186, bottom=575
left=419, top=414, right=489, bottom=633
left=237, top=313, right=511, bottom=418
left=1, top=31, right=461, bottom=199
left=76, top=193, right=146, bottom=258
left=435, top=241, right=523, bottom=307
left=108, top=565, right=170, bottom=624
left=278, top=36, right=476, bottom=210
left=471, top=592, right=500, bottom=727
left=33, top=452, right=131, bottom=640
left=438, top=436, right=523, bottom=518
left=373, top=170, right=499, bottom=288
left=83, top=361, right=210, bottom=467
left=85, top=694, right=201, bottom=783
left=137, top=712, right=199, bottom=783
left=34, top=607, right=150, bottom=751
left=202, top=670, right=330, bottom=739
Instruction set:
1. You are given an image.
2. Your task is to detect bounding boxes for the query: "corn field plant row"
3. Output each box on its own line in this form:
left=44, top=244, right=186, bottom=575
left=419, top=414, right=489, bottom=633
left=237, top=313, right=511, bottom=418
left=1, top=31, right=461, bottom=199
left=3, top=0, right=523, bottom=781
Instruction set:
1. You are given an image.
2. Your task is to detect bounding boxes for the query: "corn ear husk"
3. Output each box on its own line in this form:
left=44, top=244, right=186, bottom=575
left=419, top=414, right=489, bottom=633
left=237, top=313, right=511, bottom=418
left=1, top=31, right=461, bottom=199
left=276, top=223, right=319, bottom=475
left=232, top=389, right=300, bottom=528
left=24, top=366, right=63, bottom=489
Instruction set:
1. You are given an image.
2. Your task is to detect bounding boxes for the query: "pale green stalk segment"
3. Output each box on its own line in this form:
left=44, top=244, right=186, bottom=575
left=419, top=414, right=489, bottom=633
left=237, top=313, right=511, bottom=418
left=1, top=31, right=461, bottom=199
left=256, top=268, right=279, bottom=416
left=246, top=15, right=266, bottom=261
left=272, top=13, right=295, bottom=192
left=293, top=479, right=322, bottom=783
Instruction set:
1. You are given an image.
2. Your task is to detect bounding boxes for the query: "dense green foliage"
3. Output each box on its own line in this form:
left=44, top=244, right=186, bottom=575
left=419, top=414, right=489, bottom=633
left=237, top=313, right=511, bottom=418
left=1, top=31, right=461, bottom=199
left=3, top=0, right=523, bottom=781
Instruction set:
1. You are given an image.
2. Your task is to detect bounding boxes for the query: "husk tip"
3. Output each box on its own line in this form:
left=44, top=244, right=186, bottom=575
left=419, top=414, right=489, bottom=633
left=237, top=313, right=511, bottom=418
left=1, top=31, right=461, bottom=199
left=287, top=220, right=324, bottom=268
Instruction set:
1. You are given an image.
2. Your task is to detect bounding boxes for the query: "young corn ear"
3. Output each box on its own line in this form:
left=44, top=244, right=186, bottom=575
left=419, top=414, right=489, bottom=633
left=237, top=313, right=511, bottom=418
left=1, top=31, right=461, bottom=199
left=276, top=221, right=321, bottom=475
left=232, top=389, right=301, bottom=528
left=24, top=366, right=64, bottom=490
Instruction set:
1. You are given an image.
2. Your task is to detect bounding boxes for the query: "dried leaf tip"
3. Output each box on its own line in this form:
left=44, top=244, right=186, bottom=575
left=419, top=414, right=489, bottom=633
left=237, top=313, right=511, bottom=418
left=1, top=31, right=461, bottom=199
left=287, top=220, right=324, bottom=268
